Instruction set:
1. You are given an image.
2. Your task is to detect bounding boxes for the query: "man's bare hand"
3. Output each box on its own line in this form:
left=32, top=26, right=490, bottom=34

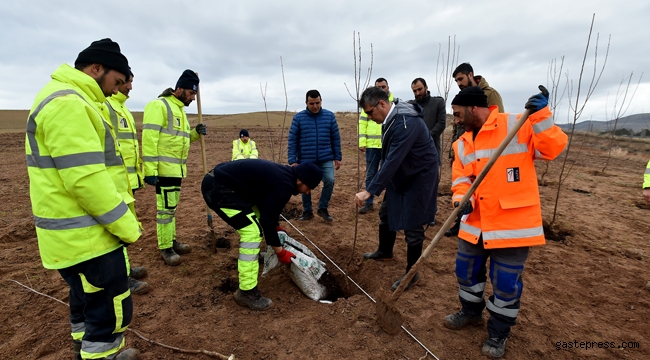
left=359, top=146, right=366, bottom=153
left=644, top=188, right=650, bottom=202
left=355, top=191, right=371, bottom=207
left=334, top=160, right=341, bottom=170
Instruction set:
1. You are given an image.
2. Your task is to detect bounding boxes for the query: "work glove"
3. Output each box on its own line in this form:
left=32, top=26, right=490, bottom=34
left=524, top=85, right=550, bottom=114
left=276, top=249, right=295, bottom=264
left=276, top=225, right=287, bottom=233
left=195, top=123, right=207, bottom=135
left=454, top=201, right=473, bottom=222
left=144, top=176, right=158, bottom=185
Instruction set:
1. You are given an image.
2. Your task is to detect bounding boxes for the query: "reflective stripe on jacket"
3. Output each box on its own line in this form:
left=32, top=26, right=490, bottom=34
left=644, top=160, right=650, bottom=188
left=26, top=64, right=141, bottom=269
left=451, top=106, right=568, bottom=249
left=106, top=92, right=143, bottom=189
left=232, top=139, right=258, bottom=161
left=142, top=95, right=200, bottom=178
left=359, top=91, right=394, bottom=149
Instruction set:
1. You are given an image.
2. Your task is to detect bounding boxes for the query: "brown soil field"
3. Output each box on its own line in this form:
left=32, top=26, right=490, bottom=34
left=1, top=110, right=650, bottom=360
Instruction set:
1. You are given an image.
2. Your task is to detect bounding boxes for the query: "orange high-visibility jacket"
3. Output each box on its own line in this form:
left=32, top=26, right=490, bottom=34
left=451, top=106, right=568, bottom=249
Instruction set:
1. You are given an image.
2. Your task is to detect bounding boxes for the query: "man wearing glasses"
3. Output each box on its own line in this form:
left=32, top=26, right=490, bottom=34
left=354, top=87, right=438, bottom=291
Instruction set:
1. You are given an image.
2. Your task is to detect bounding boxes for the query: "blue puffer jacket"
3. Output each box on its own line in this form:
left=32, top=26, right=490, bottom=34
left=287, top=107, right=342, bottom=164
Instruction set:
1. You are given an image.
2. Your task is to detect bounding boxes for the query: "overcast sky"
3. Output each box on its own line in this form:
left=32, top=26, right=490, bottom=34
left=1, top=0, right=647, bottom=123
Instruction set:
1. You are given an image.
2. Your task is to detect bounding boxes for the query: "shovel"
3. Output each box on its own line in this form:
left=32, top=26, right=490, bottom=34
left=377, top=88, right=544, bottom=334
left=195, top=72, right=219, bottom=254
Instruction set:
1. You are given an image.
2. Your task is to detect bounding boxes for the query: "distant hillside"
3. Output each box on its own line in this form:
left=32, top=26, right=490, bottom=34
left=558, top=113, right=650, bottom=132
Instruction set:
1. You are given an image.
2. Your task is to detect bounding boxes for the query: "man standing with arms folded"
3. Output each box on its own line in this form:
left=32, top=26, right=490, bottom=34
left=142, top=70, right=207, bottom=266
left=26, top=38, right=140, bottom=360
left=288, top=89, right=342, bottom=222
left=358, top=78, right=393, bottom=214
left=443, top=86, right=567, bottom=358
left=355, top=87, right=438, bottom=291
left=106, top=71, right=149, bottom=295
left=446, top=63, right=505, bottom=237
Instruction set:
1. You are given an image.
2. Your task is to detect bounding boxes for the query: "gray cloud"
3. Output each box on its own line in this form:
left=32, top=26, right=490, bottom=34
left=1, top=0, right=648, bottom=123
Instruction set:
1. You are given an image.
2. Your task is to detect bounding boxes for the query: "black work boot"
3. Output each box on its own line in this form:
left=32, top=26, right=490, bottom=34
left=363, top=223, right=395, bottom=260
left=129, top=266, right=147, bottom=280
left=114, top=348, right=139, bottom=360
left=317, top=208, right=333, bottom=222
left=234, top=286, right=273, bottom=310
left=443, top=309, right=484, bottom=330
left=173, top=240, right=192, bottom=255
left=392, top=272, right=420, bottom=291
left=299, top=211, right=313, bottom=221
left=160, top=248, right=181, bottom=266
left=128, top=277, right=150, bottom=295
left=482, top=336, right=508, bottom=358
left=358, top=203, right=374, bottom=214
left=73, top=340, right=81, bottom=360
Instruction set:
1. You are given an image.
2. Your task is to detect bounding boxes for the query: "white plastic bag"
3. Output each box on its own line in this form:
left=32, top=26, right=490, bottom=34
left=262, top=231, right=327, bottom=301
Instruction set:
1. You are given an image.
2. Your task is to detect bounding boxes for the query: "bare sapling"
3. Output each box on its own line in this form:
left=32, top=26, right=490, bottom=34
left=343, top=31, right=373, bottom=266
left=600, top=71, right=643, bottom=173
left=277, top=56, right=290, bottom=164
left=550, top=13, right=610, bottom=226
left=539, top=56, right=568, bottom=185
left=435, top=35, right=460, bottom=173
left=260, top=82, right=276, bottom=162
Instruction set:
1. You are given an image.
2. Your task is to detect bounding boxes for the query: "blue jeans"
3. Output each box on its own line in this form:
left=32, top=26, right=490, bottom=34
left=302, top=161, right=335, bottom=212
left=364, top=148, right=381, bottom=205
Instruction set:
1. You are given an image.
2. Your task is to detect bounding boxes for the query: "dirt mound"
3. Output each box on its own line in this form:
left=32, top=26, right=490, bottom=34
left=2, top=123, right=649, bottom=359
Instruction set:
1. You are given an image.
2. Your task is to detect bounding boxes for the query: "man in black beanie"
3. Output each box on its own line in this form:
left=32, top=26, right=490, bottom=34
left=444, top=85, right=567, bottom=358
left=27, top=38, right=139, bottom=359
left=142, top=69, right=207, bottom=266
left=201, top=159, right=322, bottom=310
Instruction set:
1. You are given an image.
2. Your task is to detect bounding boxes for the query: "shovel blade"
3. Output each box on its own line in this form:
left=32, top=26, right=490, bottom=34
left=376, top=295, right=403, bottom=335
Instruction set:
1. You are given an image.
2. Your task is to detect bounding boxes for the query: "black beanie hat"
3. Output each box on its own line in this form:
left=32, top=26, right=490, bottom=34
left=451, top=86, right=488, bottom=108
left=294, top=162, right=323, bottom=189
left=176, top=69, right=200, bottom=91
left=239, top=129, right=249, bottom=138
left=75, top=38, right=130, bottom=78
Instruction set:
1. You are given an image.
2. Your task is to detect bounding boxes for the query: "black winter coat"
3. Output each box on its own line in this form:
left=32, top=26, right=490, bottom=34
left=367, top=100, right=439, bottom=231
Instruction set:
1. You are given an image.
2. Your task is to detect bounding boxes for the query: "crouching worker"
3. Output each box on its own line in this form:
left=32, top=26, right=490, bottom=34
left=201, top=159, right=322, bottom=310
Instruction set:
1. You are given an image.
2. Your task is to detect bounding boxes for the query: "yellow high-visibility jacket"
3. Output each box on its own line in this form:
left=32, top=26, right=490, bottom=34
left=107, top=92, right=144, bottom=189
left=26, top=64, right=141, bottom=269
left=142, top=95, right=200, bottom=178
left=232, top=139, right=258, bottom=161
left=359, top=91, right=393, bottom=149
left=644, top=160, right=650, bottom=189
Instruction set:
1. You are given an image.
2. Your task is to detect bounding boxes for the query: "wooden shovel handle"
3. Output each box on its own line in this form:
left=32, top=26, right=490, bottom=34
left=390, top=109, right=532, bottom=302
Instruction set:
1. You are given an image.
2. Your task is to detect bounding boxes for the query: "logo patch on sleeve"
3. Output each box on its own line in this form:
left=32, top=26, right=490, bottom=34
left=507, top=167, right=520, bottom=182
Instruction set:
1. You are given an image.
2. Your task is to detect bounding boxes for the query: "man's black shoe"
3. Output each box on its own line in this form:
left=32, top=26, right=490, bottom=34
left=317, top=208, right=333, bottom=222
left=444, top=221, right=460, bottom=237
left=391, top=272, right=419, bottom=291
left=362, top=249, right=393, bottom=261
left=359, top=203, right=374, bottom=214
left=299, top=211, right=313, bottom=221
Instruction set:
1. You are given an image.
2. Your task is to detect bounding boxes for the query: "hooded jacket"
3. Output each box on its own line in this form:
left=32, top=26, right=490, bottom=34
left=142, top=94, right=200, bottom=178
left=452, top=107, right=568, bottom=249
left=26, top=64, right=140, bottom=269
left=106, top=92, right=144, bottom=189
